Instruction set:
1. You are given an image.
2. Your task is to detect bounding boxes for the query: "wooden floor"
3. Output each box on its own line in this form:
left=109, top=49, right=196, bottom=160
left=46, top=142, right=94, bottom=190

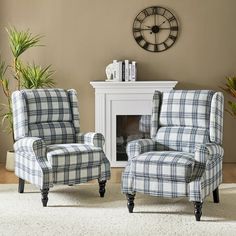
left=0, top=163, right=236, bottom=184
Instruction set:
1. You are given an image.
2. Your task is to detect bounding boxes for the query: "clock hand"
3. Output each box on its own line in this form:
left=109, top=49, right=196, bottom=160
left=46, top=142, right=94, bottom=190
left=158, top=20, right=167, bottom=27
left=154, top=14, right=157, bottom=26
left=143, top=25, right=152, bottom=29
left=159, top=27, right=171, bottom=30
left=133, top=28, right=152, bottom=32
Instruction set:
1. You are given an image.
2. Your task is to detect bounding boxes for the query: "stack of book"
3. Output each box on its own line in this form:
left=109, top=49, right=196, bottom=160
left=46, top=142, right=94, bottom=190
left=106, top=60, right=137, bottom=82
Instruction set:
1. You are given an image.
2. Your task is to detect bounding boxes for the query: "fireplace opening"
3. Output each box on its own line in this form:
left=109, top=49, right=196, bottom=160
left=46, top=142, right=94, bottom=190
left=116, top=115, right=151, bottom=161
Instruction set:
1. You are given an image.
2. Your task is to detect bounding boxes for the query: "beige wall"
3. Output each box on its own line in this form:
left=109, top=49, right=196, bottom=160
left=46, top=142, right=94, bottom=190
left=0, top=0, right=235, bottom=162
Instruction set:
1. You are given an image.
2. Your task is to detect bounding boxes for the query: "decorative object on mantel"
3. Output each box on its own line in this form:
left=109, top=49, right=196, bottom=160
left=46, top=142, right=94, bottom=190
left=133, top=6, right=179, bottom=52
left=221, top=76, right=236, bottom=118
left=105, top=60, right=137, bottom=82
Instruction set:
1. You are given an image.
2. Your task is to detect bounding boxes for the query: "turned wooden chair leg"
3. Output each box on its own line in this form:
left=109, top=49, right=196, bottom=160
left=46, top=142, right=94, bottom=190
left=98, top=180, right=107, bottom=197
left=213, top=187, right=220, bottom=203
left=18, top=178, right=25, bottom=193
left=41, top=188, right=49, bottom=207
left=126, top=193, right=136, bottom=213
left=193, top=201, right=203, bottom=221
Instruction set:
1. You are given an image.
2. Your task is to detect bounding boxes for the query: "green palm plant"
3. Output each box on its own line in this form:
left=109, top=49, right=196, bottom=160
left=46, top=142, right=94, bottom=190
left=20, top=64, right=55, bottom=89
left=6, top=27, right=43, bottom=90
left=0, top=59, right=12, bottom=134
left=222, top=76, right=236, bottom=118
left=0, top=27, right=55, bottom=138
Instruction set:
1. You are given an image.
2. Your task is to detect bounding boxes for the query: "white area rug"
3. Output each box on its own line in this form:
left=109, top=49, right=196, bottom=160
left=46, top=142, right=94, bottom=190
left=0, top=183, right=236, bottom=236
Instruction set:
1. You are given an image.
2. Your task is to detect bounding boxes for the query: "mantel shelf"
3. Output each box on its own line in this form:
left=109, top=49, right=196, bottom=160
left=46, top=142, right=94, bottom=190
left=90, top=81, right=178, bottom=90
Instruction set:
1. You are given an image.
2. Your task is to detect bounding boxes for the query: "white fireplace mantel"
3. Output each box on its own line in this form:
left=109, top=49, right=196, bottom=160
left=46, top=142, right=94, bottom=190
left=90, top=81, right=178, bottom=167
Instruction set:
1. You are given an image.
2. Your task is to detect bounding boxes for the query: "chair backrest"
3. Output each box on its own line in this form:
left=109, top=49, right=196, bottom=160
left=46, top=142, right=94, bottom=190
left=151, top=90, right=224, bottom=153
left=12, top=88, right=80, bottom=145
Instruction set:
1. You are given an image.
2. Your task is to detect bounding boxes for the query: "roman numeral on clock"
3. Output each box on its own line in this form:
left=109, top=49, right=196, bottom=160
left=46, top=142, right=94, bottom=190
left=161, top=9, right=166, bottom=16
left=170, top=26, right=178, bottom=31
left=168, top=16, right=175, bottom=22
left=152, top=7, right=158, bottom=15
left=169, top=35, right=177, bottom=41
left=133, top=28, right=141, bottom=33
left=142, top=9, right=150, bottom=17
left=136, top=17, right=143, bottom=23
left=163, top=42, right=168, bottom=49
left=135, top=35, right=144, bottom=43
left=143, top=42, right=150, bottom=50
left=154, top=44, right=158, bottom=52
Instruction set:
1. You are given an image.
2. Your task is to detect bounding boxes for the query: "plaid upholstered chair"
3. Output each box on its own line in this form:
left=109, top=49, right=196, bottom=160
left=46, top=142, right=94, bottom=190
left=12, top=89, right=110, bottom=206
left=122, top=90, right=224, bottom=221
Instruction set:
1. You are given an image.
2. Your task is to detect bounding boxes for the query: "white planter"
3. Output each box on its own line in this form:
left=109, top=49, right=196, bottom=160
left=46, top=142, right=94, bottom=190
left=5, top=151, right=15, bottom=172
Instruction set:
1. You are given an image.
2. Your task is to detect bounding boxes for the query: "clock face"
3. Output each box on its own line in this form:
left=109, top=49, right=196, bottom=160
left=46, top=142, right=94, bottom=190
left=133, top=6, right=179, bottom=52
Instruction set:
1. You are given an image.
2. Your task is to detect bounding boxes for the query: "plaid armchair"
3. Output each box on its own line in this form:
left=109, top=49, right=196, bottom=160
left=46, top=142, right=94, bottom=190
left=12, top=89, right=110, bottom=206
left=122, top=90, right=224, bottom=221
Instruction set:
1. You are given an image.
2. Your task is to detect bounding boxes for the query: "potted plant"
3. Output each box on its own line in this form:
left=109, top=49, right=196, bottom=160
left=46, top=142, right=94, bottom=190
left=0, top=27, right=55, bottom=171
left=222, top=76, right=236, bottom=118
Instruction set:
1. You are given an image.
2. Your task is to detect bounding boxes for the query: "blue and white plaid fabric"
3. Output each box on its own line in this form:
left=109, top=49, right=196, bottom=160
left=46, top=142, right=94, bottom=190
left=128, top=151, right=204, bottom=182
left=122, top=90, right=224, bottom=202
left=139, top=115, right=151, bottom=133
left=210, top=92, right=224, bottom=144
left=78, top=132, right=105, bottom=148
left=126, top=139, right=156, bottom=159
left=159, top=90, right=214, bottom=128
left=155, top=127, right=210, bottom=153
left=12, top=89, right=110, bottom=189
left=150, top=90, right=161, bottom=139
left=14, top=137, right=53, bottom=189
left=67, top=89, right=80, bottom=139
left=47, top=144, right=104, bottom=168
left=13, top=89, right=77, bottom=145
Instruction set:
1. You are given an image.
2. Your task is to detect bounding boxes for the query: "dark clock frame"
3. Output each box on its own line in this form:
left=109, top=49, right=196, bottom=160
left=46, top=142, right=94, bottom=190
left=133, top=6, right=179, bottom=52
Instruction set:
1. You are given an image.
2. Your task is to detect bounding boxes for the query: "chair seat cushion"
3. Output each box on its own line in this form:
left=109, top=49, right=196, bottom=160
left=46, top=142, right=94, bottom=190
left=130, top=151, right=202, bottom=182
left=47, top=143, right=104, bottom=169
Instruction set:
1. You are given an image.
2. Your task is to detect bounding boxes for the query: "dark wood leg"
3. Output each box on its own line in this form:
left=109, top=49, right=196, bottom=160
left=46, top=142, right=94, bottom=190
left=41, top=188, right=49, bottom=207
left=194, top=201, right=203, bottom=221
left=126, top=193, right=135, bottom=213
left=98, top=180, right=106, bottom=197
left=213, top=187, right=220, bottom=203
left=18, top=178, right=25, bottom=193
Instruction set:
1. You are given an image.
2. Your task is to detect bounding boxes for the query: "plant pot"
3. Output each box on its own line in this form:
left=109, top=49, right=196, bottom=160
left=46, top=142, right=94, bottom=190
left=5, top=151, right=15, bottom=172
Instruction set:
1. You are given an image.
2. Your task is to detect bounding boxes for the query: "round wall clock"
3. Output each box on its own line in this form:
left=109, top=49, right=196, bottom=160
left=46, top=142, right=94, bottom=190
left=133, top=6, right=179, bottom=52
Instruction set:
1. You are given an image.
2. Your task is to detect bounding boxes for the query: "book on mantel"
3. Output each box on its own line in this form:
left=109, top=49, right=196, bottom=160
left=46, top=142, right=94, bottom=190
left=106, top=60, right=137, bottom=82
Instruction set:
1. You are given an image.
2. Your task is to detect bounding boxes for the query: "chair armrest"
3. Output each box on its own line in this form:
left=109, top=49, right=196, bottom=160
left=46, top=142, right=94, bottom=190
left=194, top=143, right=224, bottom=163
left=14, top=137, right=52, bottom=168
left=14, top=137, right=46, bottom=156
left=78, top=132, right=105, bottom=148
left=126, top=139, right=156, bottom=159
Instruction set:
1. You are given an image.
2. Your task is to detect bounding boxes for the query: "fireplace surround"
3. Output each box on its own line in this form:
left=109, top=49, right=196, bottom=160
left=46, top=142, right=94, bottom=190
left=90, top=81, right=178, bottom=167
